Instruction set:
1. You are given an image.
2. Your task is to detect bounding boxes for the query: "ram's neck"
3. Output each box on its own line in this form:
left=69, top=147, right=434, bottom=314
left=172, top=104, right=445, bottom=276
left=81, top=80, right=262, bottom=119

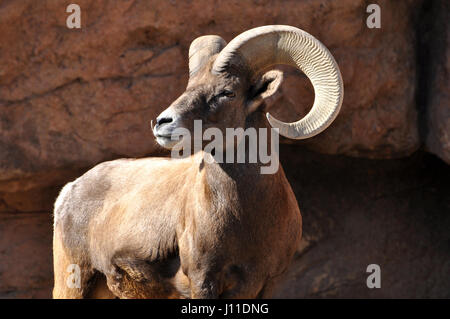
left=185, top=110, right=285, bottom=219
left=200, top=156, right=284, bottom=221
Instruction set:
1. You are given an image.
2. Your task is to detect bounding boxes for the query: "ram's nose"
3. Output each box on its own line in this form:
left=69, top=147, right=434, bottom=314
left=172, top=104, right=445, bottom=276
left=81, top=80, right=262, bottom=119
left=152, top=112, right=180, bottom=149
left=155, top=116, right=173, bottom=129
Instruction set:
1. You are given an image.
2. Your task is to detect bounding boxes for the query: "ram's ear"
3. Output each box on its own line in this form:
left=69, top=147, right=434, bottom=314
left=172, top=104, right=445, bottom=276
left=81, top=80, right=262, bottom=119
left=246, top=70, right=284, bottom=114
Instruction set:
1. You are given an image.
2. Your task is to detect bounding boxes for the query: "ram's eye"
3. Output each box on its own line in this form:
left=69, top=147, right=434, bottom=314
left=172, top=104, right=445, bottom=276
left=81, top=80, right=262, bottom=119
left=217, top=90, right=235, bottom=98
left=208, top=90, right=236, bottom=105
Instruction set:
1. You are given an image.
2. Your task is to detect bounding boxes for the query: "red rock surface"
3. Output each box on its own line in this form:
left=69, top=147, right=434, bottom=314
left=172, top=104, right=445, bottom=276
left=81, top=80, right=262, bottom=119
left=424, top=1, right=450, bottom=164
left=0, top=212, right=53, bottom=298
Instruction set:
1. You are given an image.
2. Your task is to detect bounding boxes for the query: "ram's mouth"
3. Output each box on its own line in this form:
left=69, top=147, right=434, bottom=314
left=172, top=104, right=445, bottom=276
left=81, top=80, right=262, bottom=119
left=155, top=134, right=182, bottom=149
left=155, top=132, right=181, bottom=140
left=155, top=134, right=173, bottom=139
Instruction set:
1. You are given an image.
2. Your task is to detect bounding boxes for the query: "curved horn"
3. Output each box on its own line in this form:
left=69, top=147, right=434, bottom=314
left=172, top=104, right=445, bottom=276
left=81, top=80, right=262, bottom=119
left=212, top=25, right=343, bottom=140
left=189, top=35, right=227, bottom=78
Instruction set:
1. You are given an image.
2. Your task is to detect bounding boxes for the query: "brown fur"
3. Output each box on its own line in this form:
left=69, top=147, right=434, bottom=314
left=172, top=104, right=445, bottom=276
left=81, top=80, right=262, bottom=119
left=53, top=56, right=302, bottom=299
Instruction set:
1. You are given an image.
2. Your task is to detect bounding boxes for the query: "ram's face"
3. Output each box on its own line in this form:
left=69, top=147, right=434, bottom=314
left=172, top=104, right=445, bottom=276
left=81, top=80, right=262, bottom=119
left=152, top=60, right=248, bottom=150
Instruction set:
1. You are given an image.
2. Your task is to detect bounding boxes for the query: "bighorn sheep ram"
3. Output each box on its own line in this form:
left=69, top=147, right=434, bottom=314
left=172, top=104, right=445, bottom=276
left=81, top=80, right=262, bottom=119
left=53, top=25, right=343, bottom=298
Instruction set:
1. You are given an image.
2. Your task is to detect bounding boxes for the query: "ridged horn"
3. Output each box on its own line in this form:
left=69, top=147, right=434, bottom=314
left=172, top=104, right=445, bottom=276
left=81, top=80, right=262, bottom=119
left=189, top=35, right=227, bottom=78
left=212, top=25, right=343, bottom=140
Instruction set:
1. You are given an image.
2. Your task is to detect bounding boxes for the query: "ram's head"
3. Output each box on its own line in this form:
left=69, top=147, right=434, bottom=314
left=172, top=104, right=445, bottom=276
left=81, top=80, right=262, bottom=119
left=152, top=25, right=343, bottom=150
